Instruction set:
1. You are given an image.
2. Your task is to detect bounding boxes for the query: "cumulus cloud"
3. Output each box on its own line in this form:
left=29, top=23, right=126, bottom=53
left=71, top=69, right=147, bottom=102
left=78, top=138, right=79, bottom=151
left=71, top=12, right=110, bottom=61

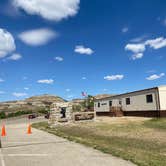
left=18, top=28, right=57, bottom=46
left=132, top=53, right=143, bottom=60
left=24, top=87, right=29, bottom=90
left=54, top=56, right=63, bottom=62
left=125, top=36, right=166, bottom=60
left=104, top=75, right=124, bottom=81
left=125, top=43, right=145, bottom=59
left=7, top=53, right=22, bottom=60
left=0, top=28, right=16, bottom=58
left=145, top=37, right=166, bottom=49
left=125, top=43, right=145, bottom=53
left=12, top=92, right=27, bottom=97
left=13, top=0, right=80, bottom=21
left=37, top=79, right=54, bottom=84
left=75, top=45, right=94, bottom=55
left=146, top=73, right=165, bottom=80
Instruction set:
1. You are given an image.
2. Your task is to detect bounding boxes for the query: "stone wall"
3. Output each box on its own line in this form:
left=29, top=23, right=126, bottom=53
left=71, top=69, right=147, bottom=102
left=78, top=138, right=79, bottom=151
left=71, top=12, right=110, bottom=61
left=49, top=102, right=73, bottom=125
left=49, top=102, right=96, bottom=126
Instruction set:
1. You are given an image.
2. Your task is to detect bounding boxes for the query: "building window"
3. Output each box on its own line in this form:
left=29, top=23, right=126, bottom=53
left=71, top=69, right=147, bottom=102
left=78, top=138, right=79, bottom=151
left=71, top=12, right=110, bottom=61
left=98, top=102, right=100, bottom=107
left=126, top=98, right=130, bottom=105
left=119, top=100, right=122, bottom=105
left=101, top=103, right=107, bottom=106
left=109, top=101, right=112, bottom=106
left=146, top=94, right=153, bottom=103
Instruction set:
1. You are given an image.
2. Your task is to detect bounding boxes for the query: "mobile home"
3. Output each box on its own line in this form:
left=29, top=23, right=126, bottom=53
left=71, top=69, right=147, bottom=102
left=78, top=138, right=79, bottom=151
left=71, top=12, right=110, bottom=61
left=94, top=86, right=166, bottom=117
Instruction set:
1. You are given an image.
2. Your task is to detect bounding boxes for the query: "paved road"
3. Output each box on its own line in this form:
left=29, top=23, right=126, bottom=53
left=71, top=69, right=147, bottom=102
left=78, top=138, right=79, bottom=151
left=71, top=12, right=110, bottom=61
left=0, top=117, right=136, bottom=166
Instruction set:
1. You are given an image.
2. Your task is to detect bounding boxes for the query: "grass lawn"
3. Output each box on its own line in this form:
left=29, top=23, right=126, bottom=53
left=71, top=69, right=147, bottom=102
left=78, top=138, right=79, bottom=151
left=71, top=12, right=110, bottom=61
left=32, top=117, right=166, bottom=166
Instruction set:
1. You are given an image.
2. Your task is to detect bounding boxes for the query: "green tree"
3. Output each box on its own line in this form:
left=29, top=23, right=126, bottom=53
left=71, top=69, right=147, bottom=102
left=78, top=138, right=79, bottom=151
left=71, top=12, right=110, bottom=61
left=82, top=95, right=94, bottom=110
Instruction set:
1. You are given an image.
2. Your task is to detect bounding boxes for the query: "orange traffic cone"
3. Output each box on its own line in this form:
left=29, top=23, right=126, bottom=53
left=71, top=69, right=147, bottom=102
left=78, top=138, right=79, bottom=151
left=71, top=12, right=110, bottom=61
left=1, top=125, right=6, bottom=137
left=27, top=124, right=32, bottom=134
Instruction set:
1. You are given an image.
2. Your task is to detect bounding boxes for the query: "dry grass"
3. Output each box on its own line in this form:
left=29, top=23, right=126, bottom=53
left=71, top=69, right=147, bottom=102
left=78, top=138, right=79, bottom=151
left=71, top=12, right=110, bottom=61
left=33, top=117, right=166, bottom=166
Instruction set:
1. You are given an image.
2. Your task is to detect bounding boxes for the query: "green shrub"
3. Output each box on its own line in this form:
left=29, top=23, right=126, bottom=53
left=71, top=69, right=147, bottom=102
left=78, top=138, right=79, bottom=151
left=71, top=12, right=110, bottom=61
left=38, top=109, right=49, bottom=114
left=7, top=110, right=33, bottom=118
left=0, top=112, right=6, bottom=119
left=72, top=105, right=82, bottom=112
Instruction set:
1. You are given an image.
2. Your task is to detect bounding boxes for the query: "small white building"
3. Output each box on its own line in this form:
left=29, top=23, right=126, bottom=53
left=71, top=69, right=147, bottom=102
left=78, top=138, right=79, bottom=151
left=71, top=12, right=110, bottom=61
left=94, top=86, right=166, bottom=117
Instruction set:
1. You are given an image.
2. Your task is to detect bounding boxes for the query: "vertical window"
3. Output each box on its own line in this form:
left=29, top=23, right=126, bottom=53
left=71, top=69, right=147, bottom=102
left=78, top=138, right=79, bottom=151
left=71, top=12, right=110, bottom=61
left=146, top=94, right=153, bottom=103
left=109, top=101, right=112, bottom=106
left=98, top=102, right=100, bottom=107
left=126, top=98, right=130, bottom=105
left=119, top=100, right=122, bottom=105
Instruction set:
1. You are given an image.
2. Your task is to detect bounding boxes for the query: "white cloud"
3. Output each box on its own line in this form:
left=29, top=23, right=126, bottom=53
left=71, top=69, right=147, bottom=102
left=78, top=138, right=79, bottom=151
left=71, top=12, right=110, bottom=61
left=104, top=75, right=124, bottom=81
left=130, top=35, right=147, bottom=43
left=146, top=73, right=165, bottom=80
left=75, top=45, right=94, bottom=55
left=0, top=28, right=16, bottom=58
left=66, top=89, right=71, bottom=92
left=37, top=79, right=54, bottom=84
left=18, top=28, right=57, bottom=46
left=12, top=92, right=27, bottom=97
left=54, top=56, right=63, bottom=62
left=24, top=87, right=29, bottom=90
left=122, top=27, right=128, bottom=33
left=13, top=0, right=80, bottom=21
left=145, top=37, right=166, bottom=49
left=82, top=77, right=87, bottom=80
left=125, top=36, right=166, bottom=60
left=132, top=53, right=144, bottom=60
left=0, top=78, right=4, bottom=82
left=7, top=53, right=22, bottom=60
left=125, top=43, right=145, bottom=53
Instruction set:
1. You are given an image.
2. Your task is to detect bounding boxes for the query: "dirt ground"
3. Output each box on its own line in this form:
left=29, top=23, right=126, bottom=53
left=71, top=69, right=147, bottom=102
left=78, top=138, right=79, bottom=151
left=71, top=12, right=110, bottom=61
left=95, top=116, right=151, bottom=124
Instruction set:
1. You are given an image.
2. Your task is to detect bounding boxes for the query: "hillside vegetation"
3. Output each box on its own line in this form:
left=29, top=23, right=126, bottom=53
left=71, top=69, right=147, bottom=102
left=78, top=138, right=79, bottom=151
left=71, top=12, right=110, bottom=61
left=0, top=94, right=66, bottom=117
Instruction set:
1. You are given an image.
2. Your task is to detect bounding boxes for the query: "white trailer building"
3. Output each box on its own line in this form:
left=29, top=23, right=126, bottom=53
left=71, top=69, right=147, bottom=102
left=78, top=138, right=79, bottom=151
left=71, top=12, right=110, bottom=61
left=94, top=86, right=166, bottom=117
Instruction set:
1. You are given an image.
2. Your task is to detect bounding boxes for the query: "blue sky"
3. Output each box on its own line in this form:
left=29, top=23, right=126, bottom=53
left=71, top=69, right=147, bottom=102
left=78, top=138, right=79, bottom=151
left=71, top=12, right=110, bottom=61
left=0, top=0, right=166, bottom=101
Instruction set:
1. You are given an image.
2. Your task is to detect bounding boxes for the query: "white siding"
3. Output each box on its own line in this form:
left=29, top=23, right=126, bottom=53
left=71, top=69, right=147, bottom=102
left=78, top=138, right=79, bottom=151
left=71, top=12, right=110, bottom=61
left=95, top=88, right=159, bottom=112
left=94, top=100, right=110, bottom=112
left=120, top=92, right=157, bottom=111
left=158, top=86, right=166, bottom=110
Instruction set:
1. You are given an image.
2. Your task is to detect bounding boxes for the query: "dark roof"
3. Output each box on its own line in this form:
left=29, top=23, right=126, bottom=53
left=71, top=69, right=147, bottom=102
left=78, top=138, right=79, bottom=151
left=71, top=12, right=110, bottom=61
left=94, top=87, right=158, bottom=101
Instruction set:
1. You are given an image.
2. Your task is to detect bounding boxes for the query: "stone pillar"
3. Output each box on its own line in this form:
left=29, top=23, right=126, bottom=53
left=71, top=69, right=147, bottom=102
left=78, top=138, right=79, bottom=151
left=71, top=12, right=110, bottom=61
left=49, top=102, right=73, bottom=126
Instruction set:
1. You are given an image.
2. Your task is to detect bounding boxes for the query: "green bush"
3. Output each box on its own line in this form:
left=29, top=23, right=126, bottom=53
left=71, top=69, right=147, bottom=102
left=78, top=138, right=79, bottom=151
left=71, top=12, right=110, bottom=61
left=72, top=105, right=82, bottom=112
left=7, top=110, right=33, bottom=118
left=38, top=109, right=49, bottom=114
left=0, top=112, right=6, bottom=119
left=0, top=109, right=48, bottom=119
left=81, top=95, right=94, bottom=110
